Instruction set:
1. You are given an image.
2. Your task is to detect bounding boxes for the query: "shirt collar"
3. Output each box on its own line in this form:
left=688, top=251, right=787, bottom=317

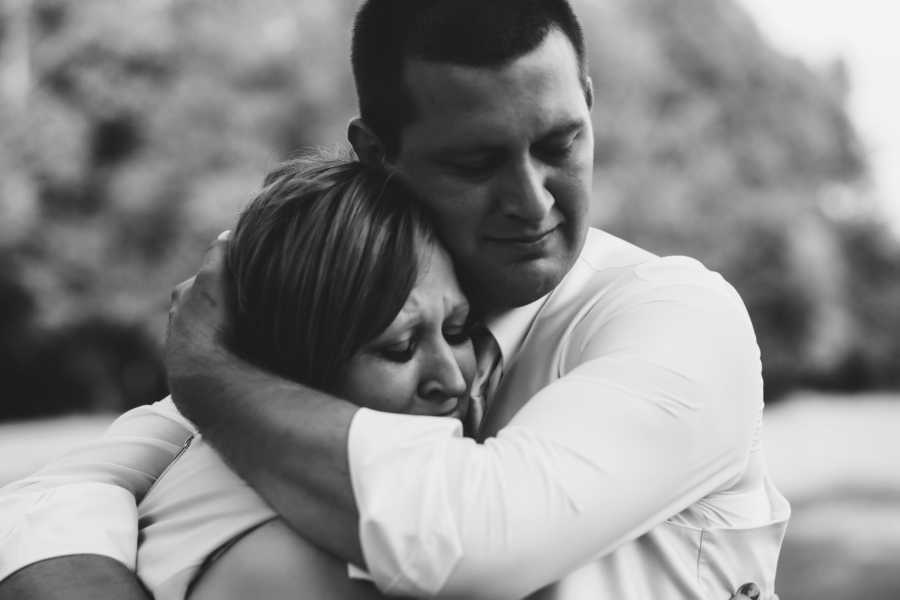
left=483, top=292, right=550, bottom=367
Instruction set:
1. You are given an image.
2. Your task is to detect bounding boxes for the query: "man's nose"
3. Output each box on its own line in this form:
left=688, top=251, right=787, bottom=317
left=497, top=157, right=554, bottom=222
left=419, top=342, right=468, bottom=402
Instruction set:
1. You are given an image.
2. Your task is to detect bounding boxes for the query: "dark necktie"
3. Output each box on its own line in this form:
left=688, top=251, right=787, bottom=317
left=465, top=326, right=503, bottom=436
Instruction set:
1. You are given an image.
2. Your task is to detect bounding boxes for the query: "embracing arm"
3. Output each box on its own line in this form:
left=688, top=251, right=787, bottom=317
left=345, top=268, right=764, bottom=597
left=166, top=236, right=364, bottom=567
left=169, top=241, right=768, bottom=598
left=0, top=399, right=193, bottom=597
left=169, top=347, right=364, bottom=566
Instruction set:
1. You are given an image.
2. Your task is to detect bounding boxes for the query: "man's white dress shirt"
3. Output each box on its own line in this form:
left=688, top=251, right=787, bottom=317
left=0, top=229, right=789, bottom=599
left=349, top=229, right=789, bottom=598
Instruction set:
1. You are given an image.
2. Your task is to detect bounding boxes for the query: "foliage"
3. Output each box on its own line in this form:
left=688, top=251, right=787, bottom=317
left=831, top=219, right=900, bottom=389
left=0, top=0, right=895, bottom=417
left=572, top=0, right=879, bottom=398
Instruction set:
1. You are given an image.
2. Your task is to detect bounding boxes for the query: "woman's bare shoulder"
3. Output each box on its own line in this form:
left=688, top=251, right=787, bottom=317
left=188, top=519, right=385, bottom=600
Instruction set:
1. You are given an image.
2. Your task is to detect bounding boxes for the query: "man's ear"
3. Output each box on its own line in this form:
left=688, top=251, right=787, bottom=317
left=348, top=118, right=387, bottom=166
left=584, top=76, right=594, bottom=110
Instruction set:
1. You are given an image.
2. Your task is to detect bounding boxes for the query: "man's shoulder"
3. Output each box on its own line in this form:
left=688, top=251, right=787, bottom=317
left=569, top=228, right=737, bottom=299
left=553, top=230, right=761, bottom=396
left=577, top=228, right=658, bottom=271
left=540, top=229, right=756, bottom=360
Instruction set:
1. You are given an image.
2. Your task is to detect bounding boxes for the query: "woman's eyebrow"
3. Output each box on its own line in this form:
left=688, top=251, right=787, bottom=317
left=371, top=310, right=419, bottom=342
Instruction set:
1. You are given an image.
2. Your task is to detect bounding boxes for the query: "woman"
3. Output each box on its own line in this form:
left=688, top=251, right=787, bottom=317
left=135, top=156, right=476, bottom=599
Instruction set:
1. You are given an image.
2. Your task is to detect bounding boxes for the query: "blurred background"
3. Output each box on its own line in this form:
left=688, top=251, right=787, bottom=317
left=0, top=0, right=898, bottom=597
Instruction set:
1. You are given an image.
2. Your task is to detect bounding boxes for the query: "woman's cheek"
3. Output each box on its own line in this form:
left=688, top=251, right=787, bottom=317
left=360, top=362, right=416, bottom=415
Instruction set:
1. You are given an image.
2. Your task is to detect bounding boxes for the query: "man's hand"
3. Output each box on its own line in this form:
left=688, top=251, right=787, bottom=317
left=166, top=231, right=233, bottom=421
left=164, top=234, right=776, bottom=599
left=162, top=233, right=365, bottom=567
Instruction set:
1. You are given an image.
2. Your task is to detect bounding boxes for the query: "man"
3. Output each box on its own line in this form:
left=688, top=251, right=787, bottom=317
left=0, top=1, right=787, bottom=598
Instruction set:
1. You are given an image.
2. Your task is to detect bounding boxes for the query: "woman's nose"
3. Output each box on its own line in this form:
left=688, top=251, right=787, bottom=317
left=418, top=342, right=468, bottom=403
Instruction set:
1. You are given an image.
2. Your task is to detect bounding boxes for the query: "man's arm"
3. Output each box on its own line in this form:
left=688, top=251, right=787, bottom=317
left=0, top=399, right=193, bottom=596
left=166, top=236, right=366, bottom=567
left=0, top=556, right=151, bottom=600
left=169, top=240, right=768, bottom=598
left=343, top=265, right=763, bottom=597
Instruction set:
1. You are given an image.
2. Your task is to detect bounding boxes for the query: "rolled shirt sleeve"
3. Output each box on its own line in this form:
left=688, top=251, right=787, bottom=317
left=0, top=398, right=194, bottom=582
left=348, top=260, right=763, bottom=598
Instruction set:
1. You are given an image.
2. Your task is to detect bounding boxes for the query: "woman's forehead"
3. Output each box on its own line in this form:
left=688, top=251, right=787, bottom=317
left=377, top=243, right=467, bottom=335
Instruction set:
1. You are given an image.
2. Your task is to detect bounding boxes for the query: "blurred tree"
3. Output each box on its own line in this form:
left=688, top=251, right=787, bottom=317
left=833, top=218, right=900, bottom=389
left=0, top=0, right=895, bottom=417
left=33, top=316, right=168, bottom=416
left=0, top=256, right=40, bottom=419
left=572, top=0, right=873, bottom=399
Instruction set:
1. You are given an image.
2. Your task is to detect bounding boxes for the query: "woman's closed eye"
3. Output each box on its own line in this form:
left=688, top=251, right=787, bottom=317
left=443, top=319, right=474, bottom=346
left=378, top=338, right=416, bottom=363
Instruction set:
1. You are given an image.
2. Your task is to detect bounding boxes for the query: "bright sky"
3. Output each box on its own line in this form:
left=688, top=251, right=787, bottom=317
left=740, top=0, right=900, bottom=228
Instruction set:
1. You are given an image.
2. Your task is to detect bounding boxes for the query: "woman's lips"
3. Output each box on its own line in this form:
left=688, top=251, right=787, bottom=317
left=425, top=397, right=463, bottom=419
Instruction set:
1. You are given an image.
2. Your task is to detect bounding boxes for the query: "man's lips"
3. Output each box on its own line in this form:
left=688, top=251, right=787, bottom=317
left=485, top=225, right=559, bottom=245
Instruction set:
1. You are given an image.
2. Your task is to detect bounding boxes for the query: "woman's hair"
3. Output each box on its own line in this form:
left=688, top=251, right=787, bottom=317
left=227, top=156, right=436, bottom=391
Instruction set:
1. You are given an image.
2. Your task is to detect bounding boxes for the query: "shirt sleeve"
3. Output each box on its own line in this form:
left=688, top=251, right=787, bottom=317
left=0, top=397, right=194, bottom=582
left=348, top=265, right=763, bottom=599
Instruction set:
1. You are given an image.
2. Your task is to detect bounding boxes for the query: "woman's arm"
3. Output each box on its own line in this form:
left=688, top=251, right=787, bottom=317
left=0, top=399, right=193, bottom=597
left=188, top=520, right=385, bottom=600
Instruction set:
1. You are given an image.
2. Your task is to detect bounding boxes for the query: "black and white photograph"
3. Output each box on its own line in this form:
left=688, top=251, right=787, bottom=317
left=1, top=1, right=898, bottom=598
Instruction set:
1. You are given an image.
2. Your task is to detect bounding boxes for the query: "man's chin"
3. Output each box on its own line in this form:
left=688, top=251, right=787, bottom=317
left=471, top=260, right=567, bottom=311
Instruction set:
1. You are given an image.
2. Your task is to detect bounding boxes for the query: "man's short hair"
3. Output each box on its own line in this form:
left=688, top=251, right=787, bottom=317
left=351, top=0, right=588, bottom=156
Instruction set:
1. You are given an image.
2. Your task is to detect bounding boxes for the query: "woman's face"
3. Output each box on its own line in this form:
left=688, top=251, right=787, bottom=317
left=336, top=242, right=475, bottom=420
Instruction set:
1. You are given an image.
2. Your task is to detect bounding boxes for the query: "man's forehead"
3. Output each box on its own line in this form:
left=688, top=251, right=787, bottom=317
left=401, top=27, right=581, bottom=94
left=398, top=34, right=588, bottom=151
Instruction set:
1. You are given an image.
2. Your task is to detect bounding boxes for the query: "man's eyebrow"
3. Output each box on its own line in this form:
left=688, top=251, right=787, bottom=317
left=540, top=119, right=584, bottom=140
left=431, top=142, right=504, bottom=158
left=429, top=120, right=585, bottom=157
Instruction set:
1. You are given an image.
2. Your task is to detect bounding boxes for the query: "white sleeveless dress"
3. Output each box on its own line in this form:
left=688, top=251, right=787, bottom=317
left=136, top=427, right=277, bottom=599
